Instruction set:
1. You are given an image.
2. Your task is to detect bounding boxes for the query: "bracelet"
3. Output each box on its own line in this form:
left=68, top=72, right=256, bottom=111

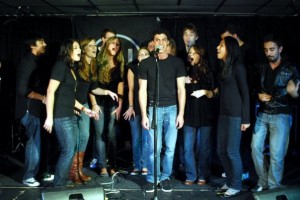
left=81, top=106, right=85, bottom=111
left=128, top=105, right=133, bottom=108
left=92, top=104, right=97, bottom=106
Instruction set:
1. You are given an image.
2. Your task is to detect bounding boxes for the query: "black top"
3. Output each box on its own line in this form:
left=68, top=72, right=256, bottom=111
left=15, top=53, right=44, bottom=119
left=139, top=55, right=186, bottom=107
left=177, top=48, right=189, bottom=69
left=127, top=61, right=141, bottom=115
left=264, top=65, right=279, bottom=94
left=219, top=62, right=250, bottom=124
left=184, top=66, right=218, bottom=127
left=51, top=60, right=76, bottom=118
left=96, top=63, right=123, bottom=107
left=75, top=69, right=98, bottom=104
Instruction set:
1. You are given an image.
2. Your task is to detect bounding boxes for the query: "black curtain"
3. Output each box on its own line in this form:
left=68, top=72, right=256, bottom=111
left=161, top=16, right=300, bottom=69
left=1, top=15, right=300, bottom=152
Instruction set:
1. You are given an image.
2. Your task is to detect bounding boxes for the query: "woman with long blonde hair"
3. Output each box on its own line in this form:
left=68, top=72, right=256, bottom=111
left=91, top=36, right=125, bottom=176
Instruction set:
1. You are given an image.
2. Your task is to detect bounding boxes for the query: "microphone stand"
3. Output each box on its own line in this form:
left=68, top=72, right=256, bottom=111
left=151, top=52, right=159, bottom=200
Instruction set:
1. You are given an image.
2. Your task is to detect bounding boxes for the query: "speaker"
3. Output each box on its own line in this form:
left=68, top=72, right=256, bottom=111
left=253, top=185, right=300, bottom=200
left=41, top=185, right=105, bottom=200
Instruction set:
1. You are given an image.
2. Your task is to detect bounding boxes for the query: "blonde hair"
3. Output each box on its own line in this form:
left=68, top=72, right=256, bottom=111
left=96, top=37, right=125, bottom=83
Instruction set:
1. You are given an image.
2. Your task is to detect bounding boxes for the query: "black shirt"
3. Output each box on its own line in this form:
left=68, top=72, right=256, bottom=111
left=127, top=61, right=141, bottom=115
left=75, top=70, right=98, bottom=104
left=51, top=60, right=76, bottom=118
left=15, top=53, right=44, bottom=118
left=264, top=65, right=279, bottom=94
left=139, top=55, right=186, bottom=107
left=219, top=62, right=250, bottom=124
left=185, top=66, right=218, bottom=126
left=96, top=63, right=123, bottom=107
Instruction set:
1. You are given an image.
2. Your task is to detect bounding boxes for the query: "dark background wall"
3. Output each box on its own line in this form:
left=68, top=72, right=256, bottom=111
left=0, top=15, right=299, bottom=154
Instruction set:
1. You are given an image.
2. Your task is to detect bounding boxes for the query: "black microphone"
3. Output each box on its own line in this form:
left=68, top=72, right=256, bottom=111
left=154, top=45, right=163, bottom=54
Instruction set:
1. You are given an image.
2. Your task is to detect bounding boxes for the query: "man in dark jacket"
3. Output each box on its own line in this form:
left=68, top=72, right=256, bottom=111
left=15, top=33, right=47, bottom=187
left=251, top=33, right=300, bottom=192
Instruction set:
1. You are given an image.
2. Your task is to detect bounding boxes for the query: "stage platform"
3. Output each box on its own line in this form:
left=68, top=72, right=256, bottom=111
left=1, top=149, right=300, bottom=200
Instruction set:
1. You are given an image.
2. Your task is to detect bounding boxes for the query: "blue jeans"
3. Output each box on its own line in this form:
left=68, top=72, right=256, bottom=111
left=251, top=112, right=291, bottom=189
left=129, top=115, right=149, bottom=170
left=183, top=125, right=212, bottom=181
left=146, top=105, right=178, bottom=183
left=75, top=103, right=90, bottom=152
left=217, top=115, right=242, bottom=190
left=20, top=112, right=41, bottom=180
left=53, top=116, right=77, bottom=186
left=93, top=105, right=117, bottom=168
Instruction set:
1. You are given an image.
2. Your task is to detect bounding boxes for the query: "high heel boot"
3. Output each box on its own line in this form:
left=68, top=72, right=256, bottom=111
left=78, top=152, right=91, bottom=181
left=69, top=153, right=83, bottom=184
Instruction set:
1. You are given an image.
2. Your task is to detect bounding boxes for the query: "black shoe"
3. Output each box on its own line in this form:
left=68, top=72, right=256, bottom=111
left=145, top=182, right=154, bottom=193
left=161, top=179, right=172, bottom=192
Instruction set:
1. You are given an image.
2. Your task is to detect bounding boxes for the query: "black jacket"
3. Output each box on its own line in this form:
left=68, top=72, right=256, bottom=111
left=257, top=60, right=300, bottom=114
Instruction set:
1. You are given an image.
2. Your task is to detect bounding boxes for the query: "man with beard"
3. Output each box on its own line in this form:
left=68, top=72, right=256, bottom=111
left=251, top=33, right=300, bottom=192
left=15, top=32, right=47, bottom=187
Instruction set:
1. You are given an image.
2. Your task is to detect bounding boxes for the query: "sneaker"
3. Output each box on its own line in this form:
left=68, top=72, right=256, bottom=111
left=251, top=185, right=263, bottom=192
left=222, top=172, right=226, bottom=178
left=224, top=188, right=240, bottom=197
left=215, top=184, right=229, bottom=193
left=89, top=158, right=98, bottom=169
left=145, top=182, right=154, bottom=193
left=130, top=169, right=139, bottom=175
left=43, top=174, right=54, bottom=181
left=242, top=172, right=249, bottom=180
left=141, top=168, right=148, bottom=175
left=161, top=179, right=172, bottom=192
left=23, top=177, right=40, bottom=187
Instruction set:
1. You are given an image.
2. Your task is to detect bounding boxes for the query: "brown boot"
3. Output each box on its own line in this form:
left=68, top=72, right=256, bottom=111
left=78, top=152, right=91, bottom=181
left=69, top=153, right=83, bottom=184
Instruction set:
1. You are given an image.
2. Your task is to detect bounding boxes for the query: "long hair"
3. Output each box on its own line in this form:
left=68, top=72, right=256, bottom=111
left=189, top=44, right=209, bottom=83
left=220, top=36, right=240, bottom=79
left=57, top=38, right=78, bottom=69
left=97, top=36, right=125, bottom=83
left=79, top=37, right=97, bottom=81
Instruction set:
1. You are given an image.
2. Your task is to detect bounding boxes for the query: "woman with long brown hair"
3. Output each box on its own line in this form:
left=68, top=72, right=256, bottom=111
left=183, top=44, right=218, bottom=186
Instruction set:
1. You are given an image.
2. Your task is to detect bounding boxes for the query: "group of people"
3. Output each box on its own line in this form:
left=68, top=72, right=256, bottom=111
left=15, top=22, right=299, bottom=198
left=16, top=29, right=124, bottom=187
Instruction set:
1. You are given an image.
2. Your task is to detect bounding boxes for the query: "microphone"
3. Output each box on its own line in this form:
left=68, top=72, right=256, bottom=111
left=155, top=45, right=163, bottom=53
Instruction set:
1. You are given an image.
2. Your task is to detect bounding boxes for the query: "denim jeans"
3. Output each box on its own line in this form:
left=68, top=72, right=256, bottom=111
left=217, top=115, right=242, bottom=190
left=251, top=112, right=292, bottom=189
left=75, top=103, right=90, bottom=152
left=53, top=116, right=77, bottom=186
left=183, top=125, right=212, bottom=181
left=21, top=112, right=41, bottom=180
left=93, top=105, right=117, bottom=168
left=129, top=115, right=149, bottom=170
left=146, top=105, right=178, bottom=183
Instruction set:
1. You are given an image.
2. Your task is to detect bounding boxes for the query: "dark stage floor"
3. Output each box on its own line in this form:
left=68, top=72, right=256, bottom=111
left=1, top=146, right=300, bottom=200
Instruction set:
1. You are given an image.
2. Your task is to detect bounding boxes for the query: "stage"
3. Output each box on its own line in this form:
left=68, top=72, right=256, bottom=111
left=1, top=148, right=300, bottom=200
